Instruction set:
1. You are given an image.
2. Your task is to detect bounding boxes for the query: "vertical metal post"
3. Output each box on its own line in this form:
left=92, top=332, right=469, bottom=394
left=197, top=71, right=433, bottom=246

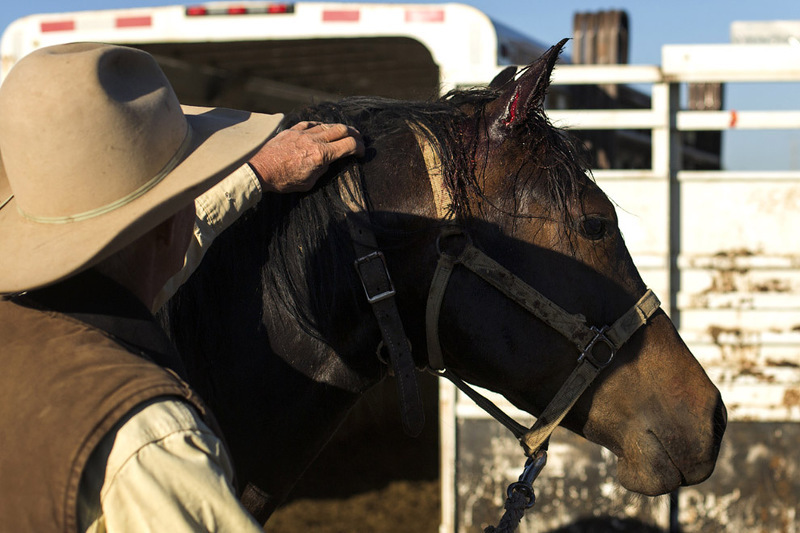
left=651, top=81, right=669, bottom=317
left=439, top=379, right=457, bottom=533
left=667, top=82, right=682, bottom=331
left=650, top=80, right=682, bottom=323
left=669, top=490, right=681, bottom=533
left=654, top=75, right=684, bottom=531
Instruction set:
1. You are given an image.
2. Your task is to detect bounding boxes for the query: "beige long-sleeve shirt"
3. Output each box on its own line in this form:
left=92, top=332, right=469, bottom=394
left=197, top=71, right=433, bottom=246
left=153, top=163, right=263, bottom=310
left=78, top=165, right=266, bottom=532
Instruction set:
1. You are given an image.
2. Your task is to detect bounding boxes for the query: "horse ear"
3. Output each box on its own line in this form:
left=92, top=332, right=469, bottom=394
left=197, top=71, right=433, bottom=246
left=489, top=66, right=517, bottom=89
left=487, top=38, right=568, bottom=137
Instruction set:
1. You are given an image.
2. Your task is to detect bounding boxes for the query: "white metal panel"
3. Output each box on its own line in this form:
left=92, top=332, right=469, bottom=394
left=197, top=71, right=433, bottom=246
left=0, top=2, right=509, bottom=88
left=677, top=179, right=800, bottom=255
left=548, top=109, right=663, bottom=129
left=662, top=44, right=800, bottom=82
left=680, top=170, right=800, bottom=181
left=550, top=63, right=662, bottom=85
left=677, top=110, right=800, bottom=130
left=731, top=20, right=800, bottom=45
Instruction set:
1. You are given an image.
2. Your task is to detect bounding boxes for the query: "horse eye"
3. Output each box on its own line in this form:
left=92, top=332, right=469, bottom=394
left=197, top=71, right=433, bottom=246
left=578, top=216, right=607, bottom=240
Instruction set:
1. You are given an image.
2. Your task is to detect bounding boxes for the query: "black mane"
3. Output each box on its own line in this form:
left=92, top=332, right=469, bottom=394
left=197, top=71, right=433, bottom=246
left=179, top=87, right=590, bottom=345
left=275, top=85, right=591, bottom=227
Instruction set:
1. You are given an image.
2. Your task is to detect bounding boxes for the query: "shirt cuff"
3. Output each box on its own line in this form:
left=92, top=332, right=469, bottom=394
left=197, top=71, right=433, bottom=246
left=194, top=163, right=263, bottom=241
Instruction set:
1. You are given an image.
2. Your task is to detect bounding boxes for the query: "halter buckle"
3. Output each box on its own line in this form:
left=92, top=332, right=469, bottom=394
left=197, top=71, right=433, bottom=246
left=578, top=326, right=616, bottom=369
left=354, top=251, right=396, bottom=304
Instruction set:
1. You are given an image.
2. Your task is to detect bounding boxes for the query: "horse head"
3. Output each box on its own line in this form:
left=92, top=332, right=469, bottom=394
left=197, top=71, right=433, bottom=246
left=387, top=40, right=726, bottom=496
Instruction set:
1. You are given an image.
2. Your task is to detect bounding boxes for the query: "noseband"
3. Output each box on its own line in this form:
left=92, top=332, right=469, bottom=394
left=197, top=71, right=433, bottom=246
left=424, top=225, right=660, bottom=456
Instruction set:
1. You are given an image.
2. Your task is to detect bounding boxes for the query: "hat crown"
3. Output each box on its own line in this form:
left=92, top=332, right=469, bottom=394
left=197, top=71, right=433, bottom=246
left=0, top=43, right=188, bottom=220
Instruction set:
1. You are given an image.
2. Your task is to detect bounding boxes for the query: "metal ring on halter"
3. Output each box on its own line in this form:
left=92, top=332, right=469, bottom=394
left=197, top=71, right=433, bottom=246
left=577, top=325, right=616, bottom=369
left=507, top=482, right=536, bottom=508
left=505, top=450, right=547, bottom=509
left=435, top=226, right=472, bottom=258
left=375, top=339, right=413, bottom=370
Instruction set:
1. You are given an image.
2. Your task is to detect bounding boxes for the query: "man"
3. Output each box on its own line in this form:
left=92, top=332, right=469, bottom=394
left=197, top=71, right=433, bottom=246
left=0, top=42, right=363, bottom=531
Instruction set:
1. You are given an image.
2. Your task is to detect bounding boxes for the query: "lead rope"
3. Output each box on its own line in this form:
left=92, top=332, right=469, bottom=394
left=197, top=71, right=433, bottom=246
left=484, top=450, right=548, bottom=533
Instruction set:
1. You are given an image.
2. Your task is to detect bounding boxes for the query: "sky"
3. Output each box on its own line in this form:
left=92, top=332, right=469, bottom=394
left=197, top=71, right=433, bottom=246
left=1, top=0, right=799, bottom=170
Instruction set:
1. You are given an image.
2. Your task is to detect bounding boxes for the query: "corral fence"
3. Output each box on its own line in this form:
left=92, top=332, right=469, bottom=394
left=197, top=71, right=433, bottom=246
left=441, top=42, right=800, bottom=533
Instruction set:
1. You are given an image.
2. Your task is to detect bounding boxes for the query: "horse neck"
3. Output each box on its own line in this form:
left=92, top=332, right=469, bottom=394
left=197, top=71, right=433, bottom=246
left=259, top=110, right=467, bottom=398
left=257, top=163, right=399, bottom=389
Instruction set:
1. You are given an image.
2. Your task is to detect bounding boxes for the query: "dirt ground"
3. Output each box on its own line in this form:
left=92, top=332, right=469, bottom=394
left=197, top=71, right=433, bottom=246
left=264, top=377, right=442, bottom=533
left=265, top=478, right=440, bottom=533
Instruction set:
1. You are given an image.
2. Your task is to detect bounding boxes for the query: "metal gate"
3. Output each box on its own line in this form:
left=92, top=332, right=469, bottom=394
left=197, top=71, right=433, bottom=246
left=440, top=43, right=800, bottom=533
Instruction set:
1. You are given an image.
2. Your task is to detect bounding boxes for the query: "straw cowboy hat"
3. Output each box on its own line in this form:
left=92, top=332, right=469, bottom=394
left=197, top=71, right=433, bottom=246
left=0, top=42, right=283, bottom=293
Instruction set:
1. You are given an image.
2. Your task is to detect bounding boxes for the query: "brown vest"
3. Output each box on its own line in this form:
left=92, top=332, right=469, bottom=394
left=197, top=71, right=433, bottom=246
left=0, top=275, right=208, bottom=532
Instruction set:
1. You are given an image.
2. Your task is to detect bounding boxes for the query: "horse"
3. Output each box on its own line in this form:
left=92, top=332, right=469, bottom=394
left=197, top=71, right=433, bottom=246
left=165, top=40, right=726, bottom=521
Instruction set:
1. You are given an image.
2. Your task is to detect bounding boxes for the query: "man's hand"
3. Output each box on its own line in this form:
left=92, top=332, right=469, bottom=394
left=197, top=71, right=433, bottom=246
left=248, top=121, right=365, bottom=193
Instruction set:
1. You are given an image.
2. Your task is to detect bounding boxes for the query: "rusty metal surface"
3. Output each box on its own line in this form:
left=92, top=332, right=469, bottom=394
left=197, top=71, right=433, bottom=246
left=453, top=418, right=800, bottom=533
left=677, top=177, right=800, bottom=422
left=678, top=422, right=800, bottom=532
left=454, top=420, right=669, bottom=533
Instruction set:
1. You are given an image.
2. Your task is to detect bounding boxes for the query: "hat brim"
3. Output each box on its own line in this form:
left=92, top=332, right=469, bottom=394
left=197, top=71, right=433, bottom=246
left=0, top=106, right=283, bottom=293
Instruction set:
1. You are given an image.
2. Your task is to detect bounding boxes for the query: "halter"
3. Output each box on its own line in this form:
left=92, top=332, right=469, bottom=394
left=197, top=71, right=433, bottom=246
left=425, top=225, right=660, bottom=456
left=409, top=121, right=661, bottom=457
left=344, top=120, right=661, bottom=453
left=341, top=120, right=663, bottom=529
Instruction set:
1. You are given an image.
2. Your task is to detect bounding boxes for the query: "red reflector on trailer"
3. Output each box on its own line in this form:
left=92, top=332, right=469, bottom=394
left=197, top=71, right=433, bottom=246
left=186, top=4, right=293, bottom=16
left=41, top=20, right=75, bottom=32
left=186, top=6, right=207, bottom=16
left=405, top=9, right=445, bottom=23
left=322, top=10, right=359, bottom=22
left=115, top=16, right=152, bottom=28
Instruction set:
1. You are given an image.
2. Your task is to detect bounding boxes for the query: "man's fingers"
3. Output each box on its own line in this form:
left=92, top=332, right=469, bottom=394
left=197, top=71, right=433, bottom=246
left=322, top=136, right=365, bottom=162
left=305, top=123, right=362, bottom=141
left=289, top=121, right=323, bottom=131
left=332, top=132, right=365, bottom=158
left=302, top=123, right=365, bottom=160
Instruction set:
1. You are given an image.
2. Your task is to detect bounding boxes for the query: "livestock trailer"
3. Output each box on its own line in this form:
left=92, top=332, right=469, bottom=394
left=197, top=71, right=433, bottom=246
left=0, top=2, right=548, bottom=103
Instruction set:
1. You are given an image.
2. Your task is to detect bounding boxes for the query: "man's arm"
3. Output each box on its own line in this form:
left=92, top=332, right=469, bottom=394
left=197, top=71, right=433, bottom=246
left=153, top=121, right=364, bottom=310
left=78, top=399, right=264, bottom=533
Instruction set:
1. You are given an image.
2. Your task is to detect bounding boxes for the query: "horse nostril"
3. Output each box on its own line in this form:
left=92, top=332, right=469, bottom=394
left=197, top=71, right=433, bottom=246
left=712, top=395, right=727, bottom=450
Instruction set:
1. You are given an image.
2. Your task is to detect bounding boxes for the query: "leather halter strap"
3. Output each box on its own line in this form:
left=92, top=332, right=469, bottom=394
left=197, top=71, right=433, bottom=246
left=337, top=168, right=426, bottom=437
left=409, top=121, right=662, bottom=457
